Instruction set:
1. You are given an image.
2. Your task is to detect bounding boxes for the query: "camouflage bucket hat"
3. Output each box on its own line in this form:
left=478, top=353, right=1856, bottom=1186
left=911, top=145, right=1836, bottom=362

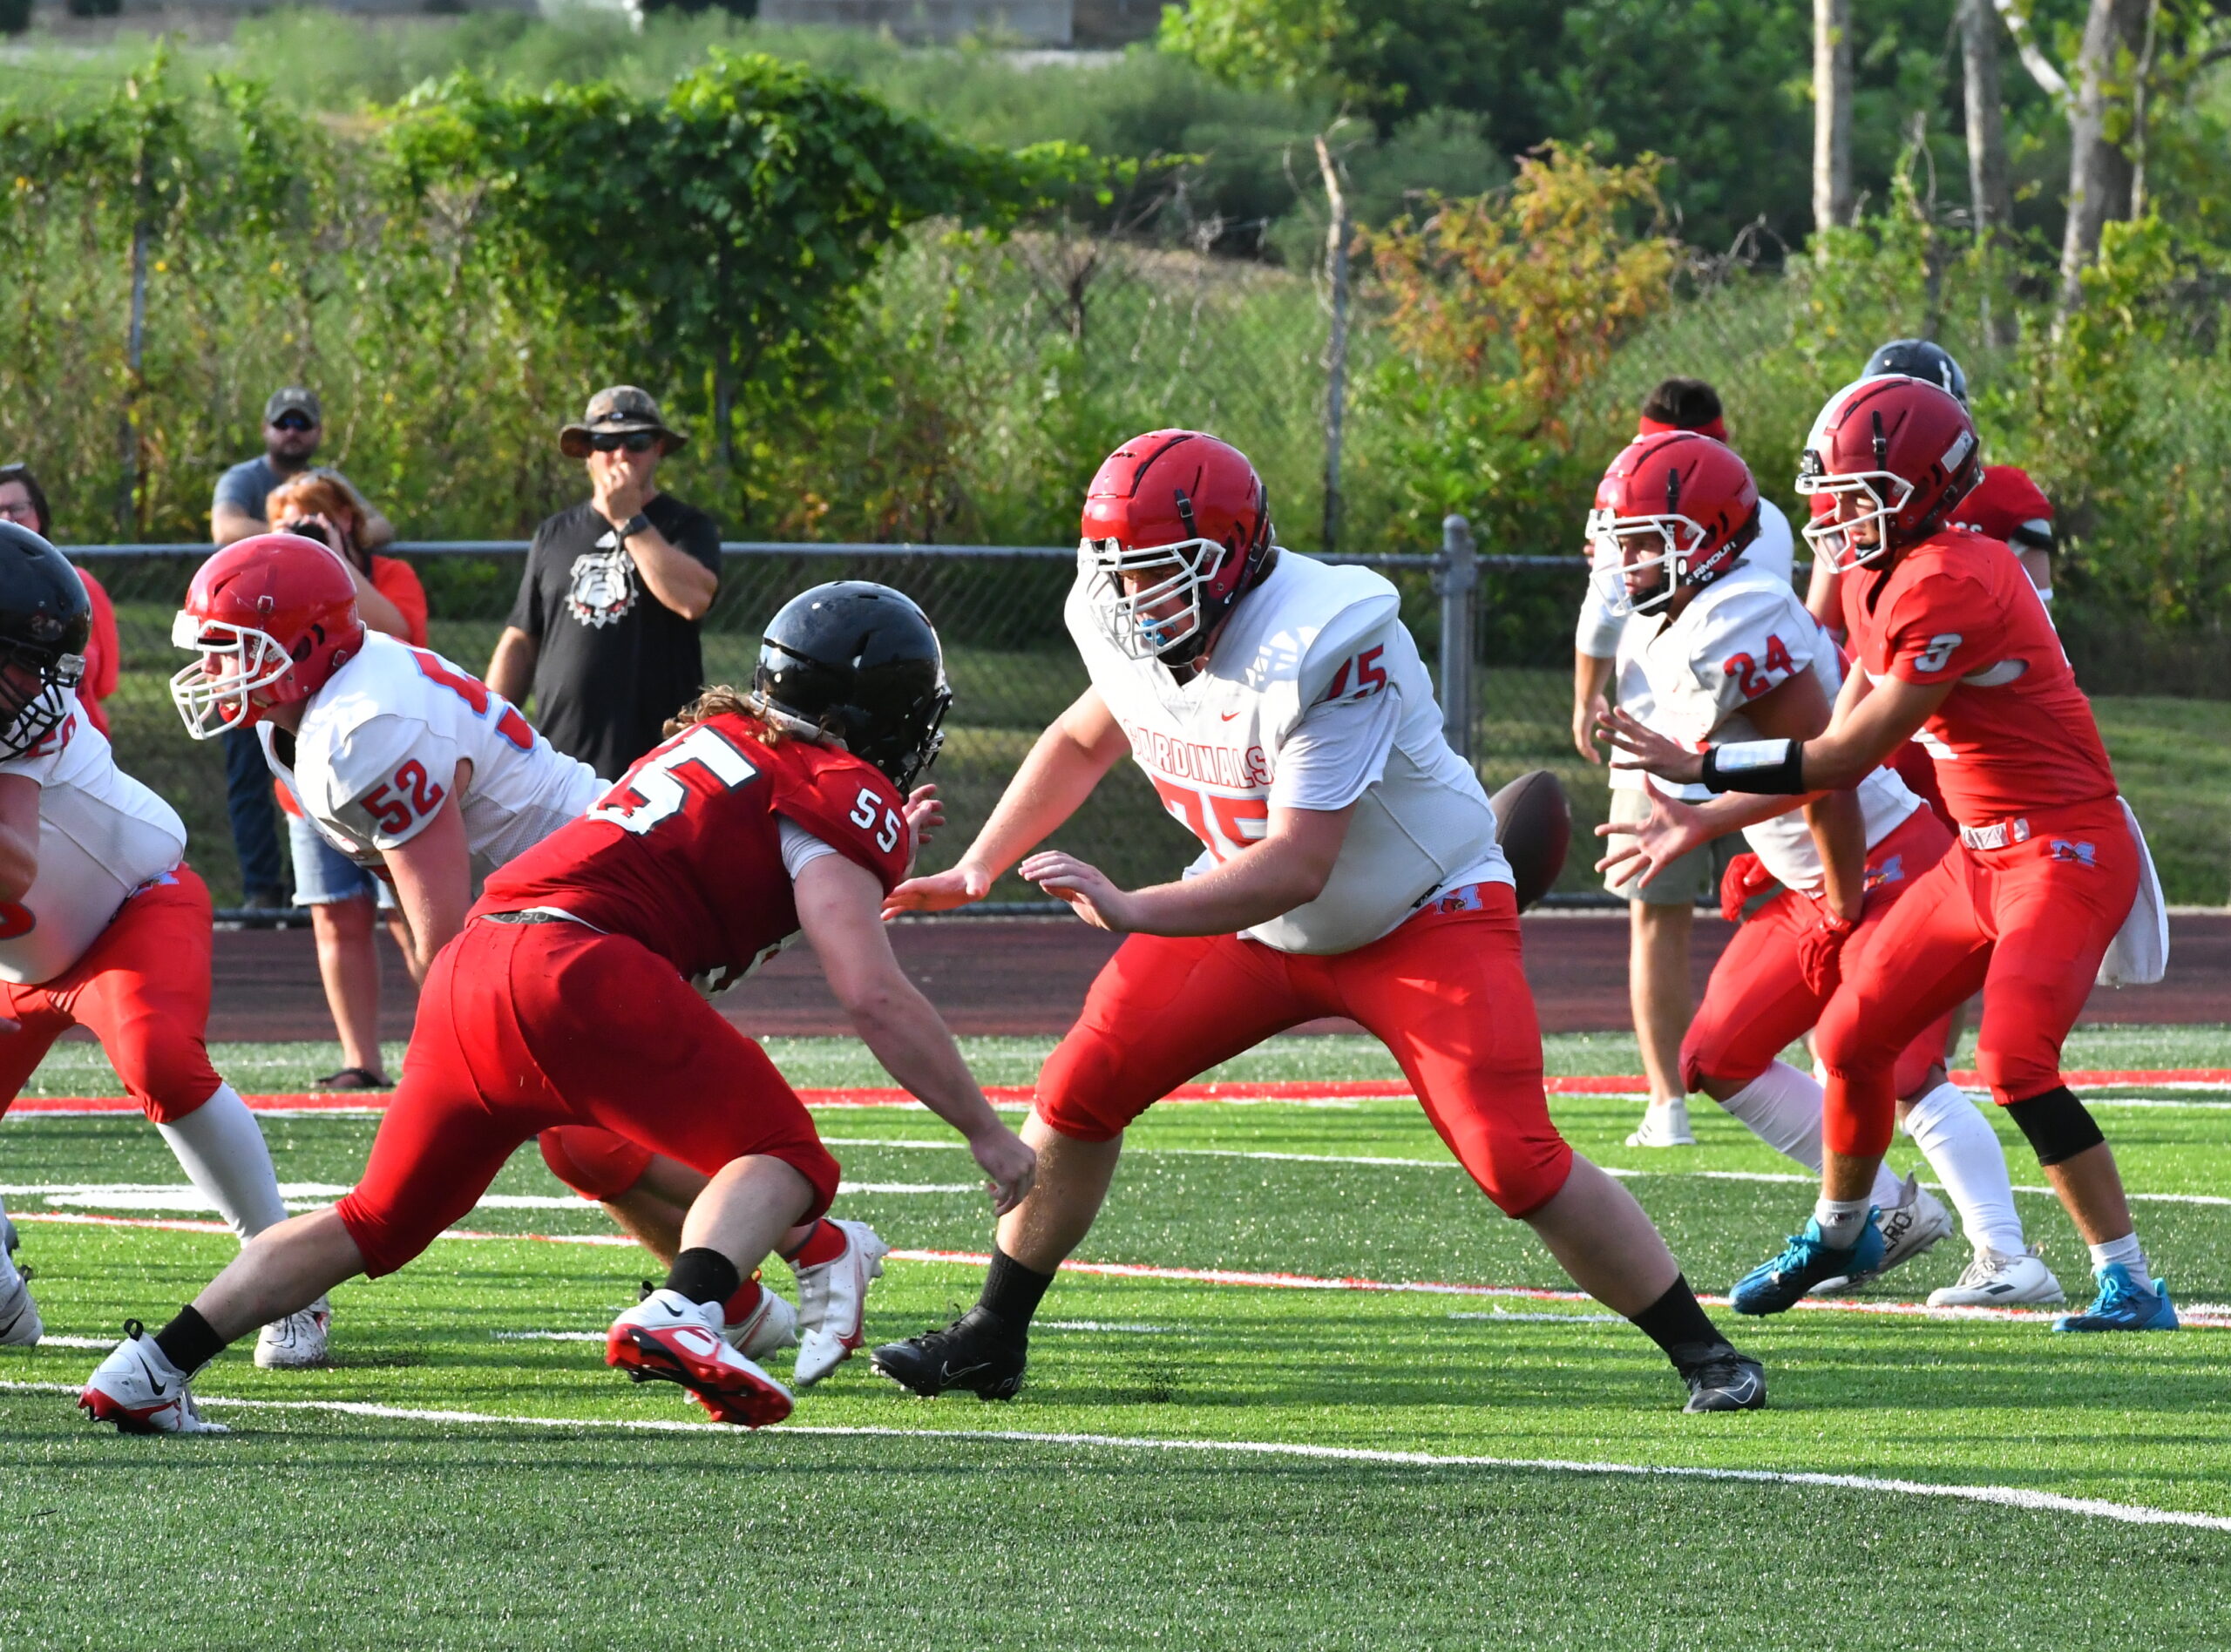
left=559, top=385, right=687, bottom=458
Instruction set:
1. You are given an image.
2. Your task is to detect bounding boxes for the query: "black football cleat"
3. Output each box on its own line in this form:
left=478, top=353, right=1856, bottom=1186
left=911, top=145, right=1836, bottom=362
left=1675, top=1344, right=1766, bottom=1413
left=870, top=1306, right=1027, bottom=1401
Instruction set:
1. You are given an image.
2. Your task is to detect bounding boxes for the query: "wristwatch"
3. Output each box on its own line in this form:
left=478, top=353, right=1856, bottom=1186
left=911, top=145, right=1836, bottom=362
left=616, top=512, right=652, bottom=542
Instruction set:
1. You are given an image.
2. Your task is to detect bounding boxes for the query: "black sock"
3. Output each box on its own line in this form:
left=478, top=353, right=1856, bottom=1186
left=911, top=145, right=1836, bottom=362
left=1627, top=1276, right=1730, bottom=1368
left=978, top=1247, right=1054, bottom=1330
left=153, top=1305, right=225, bottom=1374
left=664, top=1248, right=741, bottom=1309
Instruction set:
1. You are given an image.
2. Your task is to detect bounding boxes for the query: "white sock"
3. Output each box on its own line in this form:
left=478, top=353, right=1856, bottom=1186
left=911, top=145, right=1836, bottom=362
left=2088, top=1233, right=2152, bottom=1290
left=156, top=1085, right=289, bottom=1242
left=1901, top=1080, right=2026, bottom=1256
left=1716, top=1061, right=1826, bottom=1172
left=1812, top=1196, right=1872, bottom=1249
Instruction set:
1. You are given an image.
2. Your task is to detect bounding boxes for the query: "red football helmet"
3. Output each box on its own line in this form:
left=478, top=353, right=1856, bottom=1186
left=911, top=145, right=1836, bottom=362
left=1586, top=431, right=1761, bottom=616
left=1080, top=430, right=1273, bottom=664
left=170, top=533, right=365, bottom=739
left=1796, top=376, right=1979, bottom=572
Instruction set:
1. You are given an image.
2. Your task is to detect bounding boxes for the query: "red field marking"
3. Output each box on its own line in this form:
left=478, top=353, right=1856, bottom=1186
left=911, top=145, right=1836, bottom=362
left=6, top=1067, right=2227, bottom=1115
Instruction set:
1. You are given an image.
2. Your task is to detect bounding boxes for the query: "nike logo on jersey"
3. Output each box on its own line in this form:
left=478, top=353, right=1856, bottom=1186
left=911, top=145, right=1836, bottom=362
left=1219, top=710, right=1240, bottom=721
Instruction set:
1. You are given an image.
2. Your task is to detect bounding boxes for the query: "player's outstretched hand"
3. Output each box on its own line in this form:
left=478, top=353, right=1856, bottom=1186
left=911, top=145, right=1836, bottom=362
left=970, top=1125, right=1037, bottom=1216
left=903, top=784, right=945, bottom=850
left=1592, top=790, right=1711, bottom=890
left=1018, top=850, right=1133, bottom=932
left=883, top=861, right=991, bottom=921
left=1595, top=706, right=1707, bottom=787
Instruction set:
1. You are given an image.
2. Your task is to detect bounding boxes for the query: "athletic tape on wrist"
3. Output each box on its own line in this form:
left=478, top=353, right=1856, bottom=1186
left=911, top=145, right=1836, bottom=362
left=1701, top=739, right=1806, bottom=796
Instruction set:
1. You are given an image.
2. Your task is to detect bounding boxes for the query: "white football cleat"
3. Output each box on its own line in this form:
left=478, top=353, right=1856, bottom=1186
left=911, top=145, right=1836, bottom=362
left=1929, top=1247, right=2066, bottom=1308
left=0, top=1216, right=41, bottom=1349
left=607, top=1288, right=792, bottom=1427
left=1812, top=1175, right=1952, bottom=1295
left=791, top=1219, right=889, bottom=1389
left=79, top=1323, right=228, bottom=1434
left=724, top=1284, right=798, bottom=1363
left=1624, top=1098, right=1696, bottom=1148
left=254, top=1296, right=331, bottom=1370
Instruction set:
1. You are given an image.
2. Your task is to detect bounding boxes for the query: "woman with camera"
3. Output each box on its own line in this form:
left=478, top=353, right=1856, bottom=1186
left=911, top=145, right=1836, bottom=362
left=261, top=472, right=428, bottom=1092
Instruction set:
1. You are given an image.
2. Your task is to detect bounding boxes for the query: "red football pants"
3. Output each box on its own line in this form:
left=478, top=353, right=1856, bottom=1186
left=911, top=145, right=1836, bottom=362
left=1682, top=806, right=1954, bottom=1097
left=335, top=919, right=841, bottom=1277
left=1035, top=884, right=1574, bottom=1218
left=0, top=865, right=221, bottom=1124
left=1814, top=798, right=2139, bottom=1155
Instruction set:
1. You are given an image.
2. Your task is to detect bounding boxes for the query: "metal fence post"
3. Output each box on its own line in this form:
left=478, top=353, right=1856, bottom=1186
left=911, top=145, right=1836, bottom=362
left=1433, top=513, right=1478, bottom=760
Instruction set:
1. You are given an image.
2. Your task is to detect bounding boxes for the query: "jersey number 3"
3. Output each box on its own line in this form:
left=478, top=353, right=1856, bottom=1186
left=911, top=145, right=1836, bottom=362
left=588, top=726, right=759, bottom=835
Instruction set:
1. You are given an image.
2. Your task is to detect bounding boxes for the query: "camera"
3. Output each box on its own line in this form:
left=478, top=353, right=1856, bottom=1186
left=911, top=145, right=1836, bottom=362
left=280, top=518, right=331, bottom=548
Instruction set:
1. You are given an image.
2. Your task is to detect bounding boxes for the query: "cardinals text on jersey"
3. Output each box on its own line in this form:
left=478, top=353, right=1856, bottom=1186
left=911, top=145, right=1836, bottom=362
left=0, top=693, right=186, bottom=985
left=1068, top=550, right=1509, bottom=955
left=261, top=631, right=601, bottom=880
left=1631, top=563, right=1918, bottom=892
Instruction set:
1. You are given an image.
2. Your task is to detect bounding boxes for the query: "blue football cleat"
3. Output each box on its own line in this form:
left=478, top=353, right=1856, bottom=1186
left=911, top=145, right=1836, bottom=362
left=2051, top=1263, right=2178, bottom=1332
left=1730, top=1215, right=1886, bottom=1316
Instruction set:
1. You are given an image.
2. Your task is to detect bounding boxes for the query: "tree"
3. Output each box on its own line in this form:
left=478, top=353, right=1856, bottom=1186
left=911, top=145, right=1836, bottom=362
left=2058, top=0, right=2150, bottom=310
left=1961, top=0, right=2018, bottom=342
left=1814, top=0, right=1854, bottom=234
left=383, top=53, right=1074, bottom=474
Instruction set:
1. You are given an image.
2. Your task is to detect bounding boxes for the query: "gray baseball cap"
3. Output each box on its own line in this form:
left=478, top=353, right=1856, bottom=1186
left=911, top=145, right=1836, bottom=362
left=265, top=387, right=322, bottom=424
left=559, top=385, right=686, bottom=458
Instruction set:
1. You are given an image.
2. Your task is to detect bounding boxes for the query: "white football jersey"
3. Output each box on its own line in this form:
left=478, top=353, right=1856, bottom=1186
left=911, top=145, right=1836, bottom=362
left=262, top=631, right=600, bottom=881
left=1629, top=563, right=1919, bottom=891
left=1068, top=550, right=1509, bottom=956
left=0, top=693, right=186, bottom=985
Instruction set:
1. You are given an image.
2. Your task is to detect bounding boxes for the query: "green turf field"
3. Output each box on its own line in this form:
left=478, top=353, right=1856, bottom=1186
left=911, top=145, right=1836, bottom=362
left=1, top=1032, right=2227, bottom=1648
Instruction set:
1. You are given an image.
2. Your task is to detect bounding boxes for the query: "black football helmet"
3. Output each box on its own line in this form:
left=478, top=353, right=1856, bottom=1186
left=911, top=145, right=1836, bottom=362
left=0, top=523, right=89, bottom=758
left=1863, top=339, right=1968, bottom=405
left=754, top=581, right=951, bottom=792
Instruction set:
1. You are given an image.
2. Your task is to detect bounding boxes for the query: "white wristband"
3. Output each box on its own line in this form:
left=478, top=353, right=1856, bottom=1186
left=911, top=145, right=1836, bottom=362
left=1713, top=739, right=1795, bottom=773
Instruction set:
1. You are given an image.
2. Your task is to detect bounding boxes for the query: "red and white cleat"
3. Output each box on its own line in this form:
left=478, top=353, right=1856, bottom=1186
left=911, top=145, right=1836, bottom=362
left=79, top=1322, right=228, bottom=1435
left=792, top=1219, right=889, bottom=1389
left=607, top=1289, right=793, bottom=1427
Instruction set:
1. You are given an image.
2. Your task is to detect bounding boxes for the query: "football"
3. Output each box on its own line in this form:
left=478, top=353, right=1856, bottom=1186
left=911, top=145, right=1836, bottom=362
left=1489, top=769, right=1571, bottom=911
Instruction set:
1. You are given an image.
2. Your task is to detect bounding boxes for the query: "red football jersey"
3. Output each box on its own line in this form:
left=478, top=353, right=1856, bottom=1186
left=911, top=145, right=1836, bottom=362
left=1949, top=464, right=2052, bottom=546
left=1840, top=530, right=2116, bottom=825
left=478, top=714, right=911, bottom=983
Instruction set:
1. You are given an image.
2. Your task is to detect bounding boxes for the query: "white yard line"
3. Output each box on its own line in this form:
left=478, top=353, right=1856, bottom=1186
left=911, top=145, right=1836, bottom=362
left=1, top=1378, right=2221, bottom=1534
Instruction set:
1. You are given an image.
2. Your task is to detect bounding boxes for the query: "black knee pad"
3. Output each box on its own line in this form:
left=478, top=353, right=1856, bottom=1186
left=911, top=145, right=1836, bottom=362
left=2004, top=1085, right=2106, bottom=1168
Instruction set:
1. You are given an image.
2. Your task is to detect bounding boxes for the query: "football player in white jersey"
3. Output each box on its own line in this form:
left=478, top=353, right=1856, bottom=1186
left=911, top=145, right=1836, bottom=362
left=1573, top=378, right=1798, bottom=1149
left=871, top=429, right=1765, bottom=1413
left=0, top=524, right=316, bottom=1365
left=172, top=534, right=892, bottom=1370
left=1585, top=435, right=2059, bottom=1307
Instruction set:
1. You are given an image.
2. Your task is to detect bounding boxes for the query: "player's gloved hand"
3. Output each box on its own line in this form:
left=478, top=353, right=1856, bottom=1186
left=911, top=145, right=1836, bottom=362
left=1718, top=852, right=1777, bottom=924
left=969, top=1124, right=1038, bottom=1217
left=1797, top=909, right=1857, bottom=998
left=882, top=860, right=992, bottom=922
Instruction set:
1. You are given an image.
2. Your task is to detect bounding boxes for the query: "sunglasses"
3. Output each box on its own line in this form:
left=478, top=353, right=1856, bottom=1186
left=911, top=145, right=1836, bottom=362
left=270, top=412, right=317, bottom=432
left=589, top=430, right=661, bottom=454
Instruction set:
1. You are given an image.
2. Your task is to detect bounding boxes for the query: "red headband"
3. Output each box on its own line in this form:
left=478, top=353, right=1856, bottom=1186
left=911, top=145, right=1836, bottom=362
left=1638, top=414, right=1728, bottom=442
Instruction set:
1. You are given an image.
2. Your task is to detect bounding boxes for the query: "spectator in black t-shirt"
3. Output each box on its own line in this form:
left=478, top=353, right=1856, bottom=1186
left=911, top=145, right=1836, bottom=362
left=486, top=386, right=722, bottom=781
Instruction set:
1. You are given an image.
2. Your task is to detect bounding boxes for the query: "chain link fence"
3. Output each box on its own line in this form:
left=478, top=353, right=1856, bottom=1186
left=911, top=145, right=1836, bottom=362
left=64, top=530, right=2231, bottom=914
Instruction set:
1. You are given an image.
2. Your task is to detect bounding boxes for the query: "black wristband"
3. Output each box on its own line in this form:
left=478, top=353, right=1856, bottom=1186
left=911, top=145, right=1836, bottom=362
left=1701, top=741, right=1807, bottom=795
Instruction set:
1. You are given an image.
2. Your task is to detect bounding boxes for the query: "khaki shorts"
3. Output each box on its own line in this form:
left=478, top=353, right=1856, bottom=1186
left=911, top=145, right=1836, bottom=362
left=1603, top=785, right=1736, bottom=906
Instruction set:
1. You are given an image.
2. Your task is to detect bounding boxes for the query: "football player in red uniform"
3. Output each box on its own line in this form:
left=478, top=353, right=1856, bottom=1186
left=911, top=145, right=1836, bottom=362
left=871, top=430, right=1765, bottom=1413
left=81, top=584, right=1036, bottom=1432
left=1604, top=377, right=2174, bottom=1332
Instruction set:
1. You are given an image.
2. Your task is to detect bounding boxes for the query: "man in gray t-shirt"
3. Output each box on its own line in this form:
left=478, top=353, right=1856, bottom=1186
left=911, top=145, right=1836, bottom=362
left=211, top=387, right=392, bottom=550
left=207, top=386, right=393, bottom=910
